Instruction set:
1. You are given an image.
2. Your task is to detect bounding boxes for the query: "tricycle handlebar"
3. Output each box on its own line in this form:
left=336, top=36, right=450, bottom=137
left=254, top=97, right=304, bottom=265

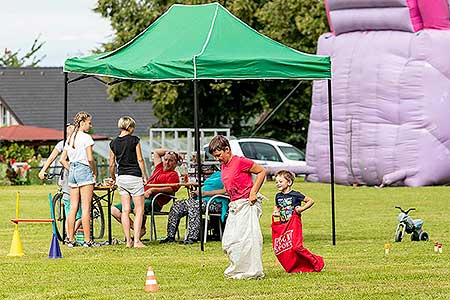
left=395, top=206, right=416, bottom=214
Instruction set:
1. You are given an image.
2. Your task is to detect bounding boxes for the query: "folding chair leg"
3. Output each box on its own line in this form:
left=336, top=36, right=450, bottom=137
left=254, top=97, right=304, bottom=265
left=150, top=213, right=157, bottom=241
left=203, top=213, right=209, bottom=243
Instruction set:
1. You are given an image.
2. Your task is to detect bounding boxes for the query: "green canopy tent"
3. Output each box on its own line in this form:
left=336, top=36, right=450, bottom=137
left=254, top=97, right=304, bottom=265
left=63, top=2, right=335, bottom=250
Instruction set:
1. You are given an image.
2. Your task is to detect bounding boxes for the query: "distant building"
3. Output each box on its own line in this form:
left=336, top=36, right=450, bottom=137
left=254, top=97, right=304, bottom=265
left=0, top=67, right=157, bottom=138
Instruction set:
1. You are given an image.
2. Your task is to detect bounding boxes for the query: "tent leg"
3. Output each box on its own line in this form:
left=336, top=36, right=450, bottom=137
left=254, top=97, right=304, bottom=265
left=63, top=71, right=68, bottom=243
left=63, top=72, right=68, bottom=141
left=327, top=79, right=336, bottom=246
left=193, top=80, right=204, bottom=251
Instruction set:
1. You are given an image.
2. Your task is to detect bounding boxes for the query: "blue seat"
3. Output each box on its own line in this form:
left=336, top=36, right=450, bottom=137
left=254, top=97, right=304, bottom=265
left=203, top=194, right=230, bottom=243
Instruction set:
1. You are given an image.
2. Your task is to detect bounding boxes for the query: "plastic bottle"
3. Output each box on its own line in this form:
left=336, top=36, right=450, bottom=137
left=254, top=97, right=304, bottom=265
left=179, top=160, right=188, bottom=183
left=434, top=241, right=439, bottom=253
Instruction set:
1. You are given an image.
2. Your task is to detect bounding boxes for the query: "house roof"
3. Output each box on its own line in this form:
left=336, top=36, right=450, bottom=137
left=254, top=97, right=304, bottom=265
left=0, top=125, right=107, bottom=146
left=0, top=67, right=158, bottom=138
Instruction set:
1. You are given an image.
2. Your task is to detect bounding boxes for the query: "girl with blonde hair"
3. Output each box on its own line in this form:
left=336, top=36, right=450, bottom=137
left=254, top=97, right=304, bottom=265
left=108, top=116, right=147, bottom=247
left=60, top=111, right=97, bottom=247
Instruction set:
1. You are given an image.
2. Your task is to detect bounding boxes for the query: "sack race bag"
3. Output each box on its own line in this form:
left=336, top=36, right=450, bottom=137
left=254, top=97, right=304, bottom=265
left=272, top=212, right=324, bottom=273
left=222, top=199, right=264, bottom=279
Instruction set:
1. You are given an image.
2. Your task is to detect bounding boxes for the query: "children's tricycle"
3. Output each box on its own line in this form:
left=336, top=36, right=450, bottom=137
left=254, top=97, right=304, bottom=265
left=394, top=206, right=429, bottom=242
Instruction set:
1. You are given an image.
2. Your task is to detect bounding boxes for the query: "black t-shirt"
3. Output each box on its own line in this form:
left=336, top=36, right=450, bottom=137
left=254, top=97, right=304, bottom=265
left=275, top=190, right=305, bottom=222
left=110, top=135, right=142, bottom=177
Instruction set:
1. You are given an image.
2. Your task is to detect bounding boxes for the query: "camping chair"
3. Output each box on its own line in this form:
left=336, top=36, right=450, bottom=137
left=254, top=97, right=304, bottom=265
left=203, top=194, right=230, bottom=243
left=149, top=193, right=179, bottom=241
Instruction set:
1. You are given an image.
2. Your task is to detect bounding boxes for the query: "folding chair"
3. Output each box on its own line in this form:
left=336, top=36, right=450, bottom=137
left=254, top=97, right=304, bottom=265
left=149, top=193, right=178, bottom=241
left=203, top=194, right=230, bottom=243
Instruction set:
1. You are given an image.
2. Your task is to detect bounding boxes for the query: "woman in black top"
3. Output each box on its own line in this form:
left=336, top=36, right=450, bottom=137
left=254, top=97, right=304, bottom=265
left=109, top=116, right=147, bottom=247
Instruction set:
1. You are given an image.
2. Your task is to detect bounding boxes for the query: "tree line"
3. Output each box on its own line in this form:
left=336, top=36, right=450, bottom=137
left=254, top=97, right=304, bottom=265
left=94, top=0, right=328, bottom=149
left=2, top=0, right=328, bottom=150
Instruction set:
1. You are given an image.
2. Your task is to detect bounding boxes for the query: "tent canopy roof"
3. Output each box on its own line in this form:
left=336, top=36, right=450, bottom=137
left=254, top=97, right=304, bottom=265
left=64, top=2, right=331, bottom=81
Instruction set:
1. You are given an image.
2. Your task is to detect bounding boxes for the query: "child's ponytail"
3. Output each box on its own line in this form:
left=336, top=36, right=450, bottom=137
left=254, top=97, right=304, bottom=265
left=69, top=111, right=91, bottom=148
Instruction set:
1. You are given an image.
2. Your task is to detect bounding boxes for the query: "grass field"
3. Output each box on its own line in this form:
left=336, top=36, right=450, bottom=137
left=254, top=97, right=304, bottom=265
left=1, top=181, right=449, bottom=300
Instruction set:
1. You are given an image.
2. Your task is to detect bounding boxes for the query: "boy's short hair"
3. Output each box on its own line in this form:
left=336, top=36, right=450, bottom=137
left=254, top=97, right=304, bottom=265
left=275, top=169, right=295, bottom=186
left=118, top=116, right=136, bottom=131
left=208, top=135, right=230, bottom=154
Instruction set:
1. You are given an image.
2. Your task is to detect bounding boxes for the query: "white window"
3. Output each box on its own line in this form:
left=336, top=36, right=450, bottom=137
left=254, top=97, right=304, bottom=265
left=1, top=104, right=12, bottom=126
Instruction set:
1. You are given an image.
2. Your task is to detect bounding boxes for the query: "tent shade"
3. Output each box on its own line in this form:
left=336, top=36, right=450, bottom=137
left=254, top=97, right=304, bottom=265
left=64, top=3, right=331, bottom=81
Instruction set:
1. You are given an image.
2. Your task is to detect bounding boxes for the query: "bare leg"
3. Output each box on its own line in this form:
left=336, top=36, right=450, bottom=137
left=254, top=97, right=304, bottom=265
left=111, top=206, right=122, bottom=224
left=120, top=194, right=133, bottom=247
left=67, top=187, right=80, bottom=241
left=79, top=184, right=94, bottom=242
left=132, top=195, right=145, bottom=247
left=74, top=218, right=82, bottom=231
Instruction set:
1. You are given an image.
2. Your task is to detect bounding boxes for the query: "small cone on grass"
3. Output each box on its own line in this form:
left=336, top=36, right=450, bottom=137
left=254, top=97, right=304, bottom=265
left=7, top=228, right=24, bottom=257
left=48, top=233, right=63, bottom=258
left=144, top=266, right=158, bottom=292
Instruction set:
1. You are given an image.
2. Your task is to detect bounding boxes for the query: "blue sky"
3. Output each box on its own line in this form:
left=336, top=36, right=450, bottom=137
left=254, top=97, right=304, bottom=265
left=0, top=0, right=113, bottom=67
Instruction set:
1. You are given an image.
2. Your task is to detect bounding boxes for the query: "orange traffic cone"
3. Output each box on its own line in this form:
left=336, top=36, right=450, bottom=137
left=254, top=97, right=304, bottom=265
left=144, top=266, right=158, bottom=292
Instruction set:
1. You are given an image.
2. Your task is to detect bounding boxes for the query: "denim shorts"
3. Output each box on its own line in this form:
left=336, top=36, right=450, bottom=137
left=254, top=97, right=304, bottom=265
left=68, top=162, right=95, bottom=188
left=116, top=175, right=144, bottom=196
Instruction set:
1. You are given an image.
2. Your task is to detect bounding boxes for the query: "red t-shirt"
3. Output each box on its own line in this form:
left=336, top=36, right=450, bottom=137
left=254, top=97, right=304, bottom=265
left=144, top=162, right=180, bottom=206
left=221, top=155, right=254, bottom=201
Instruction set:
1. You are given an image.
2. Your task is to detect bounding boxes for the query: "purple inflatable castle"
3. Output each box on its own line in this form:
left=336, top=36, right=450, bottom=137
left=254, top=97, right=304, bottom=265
left=306, top=0, right=450, bottom=186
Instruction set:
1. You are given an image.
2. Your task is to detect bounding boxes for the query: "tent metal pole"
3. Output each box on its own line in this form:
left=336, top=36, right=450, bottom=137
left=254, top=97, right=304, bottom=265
left=62, top=71, right=68, bottom=243
left=194, top=79, right=204, bottom=251
left=327, top=79, right=336, bottom=245
left=64, top=72, right=68, bottom=142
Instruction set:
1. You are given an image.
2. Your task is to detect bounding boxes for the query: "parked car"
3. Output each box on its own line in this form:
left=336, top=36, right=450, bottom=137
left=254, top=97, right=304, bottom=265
left=204, top=137, right=307, bottom=175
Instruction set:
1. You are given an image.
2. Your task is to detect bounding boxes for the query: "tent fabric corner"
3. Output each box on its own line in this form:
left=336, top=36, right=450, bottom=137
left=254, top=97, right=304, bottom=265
left=64, top=3, right=331, bottom=81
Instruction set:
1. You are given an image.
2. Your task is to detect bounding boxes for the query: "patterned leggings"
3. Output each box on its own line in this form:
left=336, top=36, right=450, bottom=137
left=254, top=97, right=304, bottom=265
left=166, top=198, right=222, bottom=240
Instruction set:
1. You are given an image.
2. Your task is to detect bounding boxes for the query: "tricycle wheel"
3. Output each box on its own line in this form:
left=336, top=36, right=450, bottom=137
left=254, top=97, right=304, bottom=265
left=419, top=232, right=429, bottom=241
left=395, top=230, right=403, bottom=242
left=411, top=232, right=419, bottom=241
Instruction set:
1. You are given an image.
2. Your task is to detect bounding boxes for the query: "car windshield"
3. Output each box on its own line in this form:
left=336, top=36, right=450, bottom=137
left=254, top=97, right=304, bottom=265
left=239, top=142, right=282, bottom=162
left=279, top=145, right=305, bottom=161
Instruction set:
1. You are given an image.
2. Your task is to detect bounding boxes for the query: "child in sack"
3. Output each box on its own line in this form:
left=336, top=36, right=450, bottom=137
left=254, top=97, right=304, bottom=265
left=271, top=170, right=324, bottom=273
left=273, top=170, right=314, bottom=223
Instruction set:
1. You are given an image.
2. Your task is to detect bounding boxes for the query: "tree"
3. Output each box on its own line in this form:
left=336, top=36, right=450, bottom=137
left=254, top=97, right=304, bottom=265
left=0, top=36, right=46, bottom=67
left=254, top=0, right=329, bottom=146
left=94, top=0, right=328, bottom=149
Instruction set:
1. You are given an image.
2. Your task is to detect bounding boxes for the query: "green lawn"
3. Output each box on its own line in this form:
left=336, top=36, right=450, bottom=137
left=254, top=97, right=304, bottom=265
left=1, top=181, right=449, bottom=300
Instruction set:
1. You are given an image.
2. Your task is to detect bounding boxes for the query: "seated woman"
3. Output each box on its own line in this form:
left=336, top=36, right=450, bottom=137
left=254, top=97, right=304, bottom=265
left=160, top=169, right=228, bottom=244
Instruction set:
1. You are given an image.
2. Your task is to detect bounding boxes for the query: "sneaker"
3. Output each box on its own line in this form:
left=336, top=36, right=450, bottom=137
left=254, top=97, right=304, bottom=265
left=67, top=240, right=77, bottom=248
left=180, top=238, right=197, bottom=245
left=159, top=237, right=175, bottom=244
left=82, top=240, right=98, bottom=248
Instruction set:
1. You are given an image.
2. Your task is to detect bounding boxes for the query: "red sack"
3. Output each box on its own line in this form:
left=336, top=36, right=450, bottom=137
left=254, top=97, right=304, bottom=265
left=272, top=212, right=324, bottom=273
